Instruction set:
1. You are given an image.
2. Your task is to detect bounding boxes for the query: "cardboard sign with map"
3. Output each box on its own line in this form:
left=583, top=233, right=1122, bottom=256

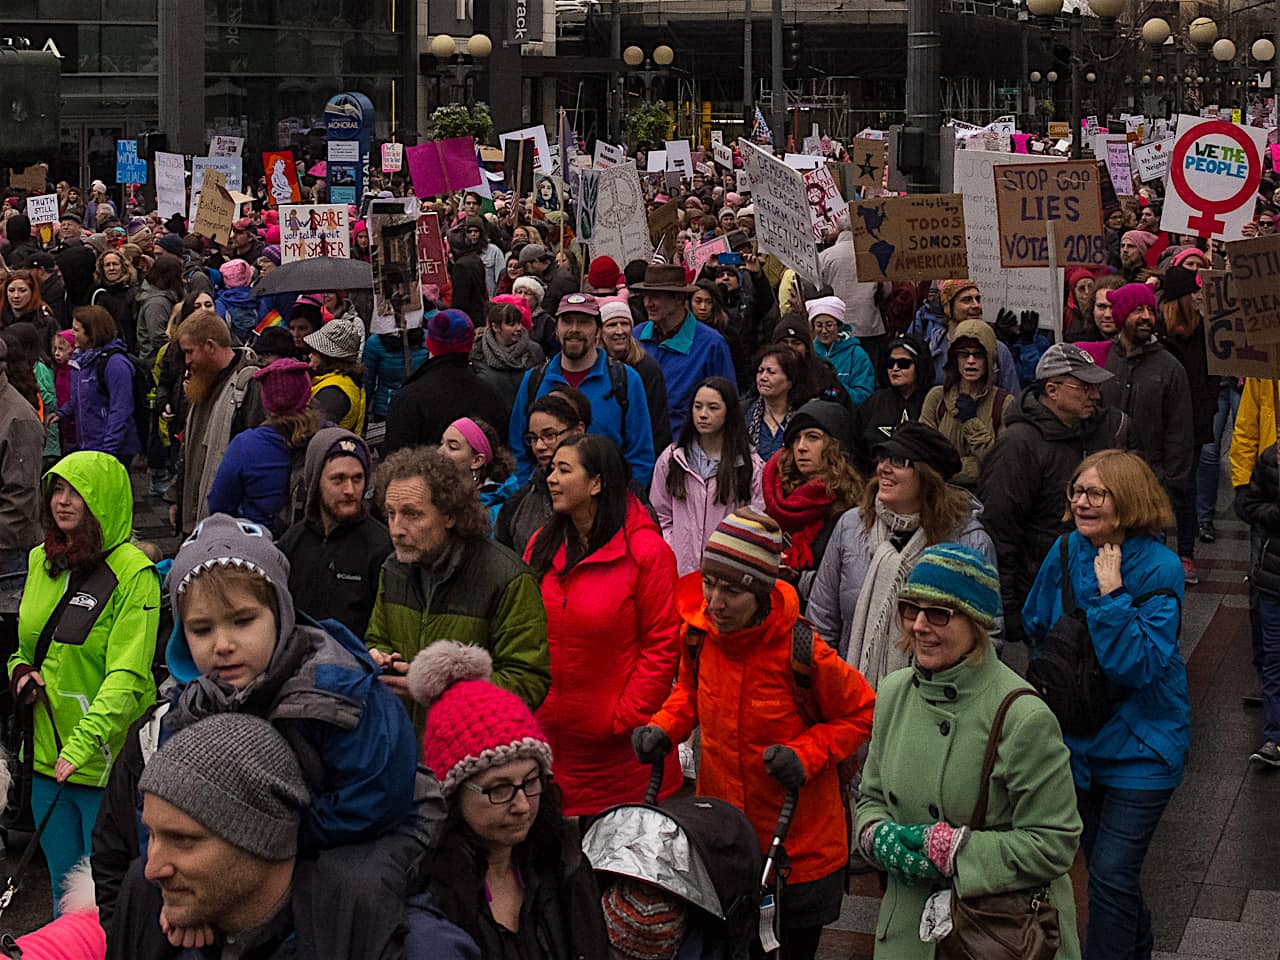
left=1201, top=269, right=1280, bottom=378
left=851, top=137, right=887, bottom=189
left=849, top=194, right=968, bottom=281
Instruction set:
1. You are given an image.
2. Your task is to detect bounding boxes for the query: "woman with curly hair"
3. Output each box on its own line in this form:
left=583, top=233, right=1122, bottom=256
left=89, top=250, right=139, bottom=351
left=762, top=398, right=862, bottom=607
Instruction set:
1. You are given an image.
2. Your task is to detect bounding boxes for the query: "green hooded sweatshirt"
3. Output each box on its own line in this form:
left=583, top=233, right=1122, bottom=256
left=9, top=451, right=159, bottom=788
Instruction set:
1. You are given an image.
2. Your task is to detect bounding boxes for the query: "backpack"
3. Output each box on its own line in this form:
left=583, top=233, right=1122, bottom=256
left=1026, top=536, right=1179, bottom=738
left=524, top=356, right=630, bottom=451
left=93, top=346, right=153, bottom=445
left=272, top=440, right=310, bottom=538
left=221, top=299, right=260, bottom=346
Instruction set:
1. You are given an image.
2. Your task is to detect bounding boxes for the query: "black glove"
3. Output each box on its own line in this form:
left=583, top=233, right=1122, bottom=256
left=763, top=744, right=806, bottom=789
left=632, top=726, right=673, bottom=765
left=954, top=393, right=979, bottom=422
left=993, top=308, right=1019, bottom=345
left=1019, top=310, right=1041, bottom=342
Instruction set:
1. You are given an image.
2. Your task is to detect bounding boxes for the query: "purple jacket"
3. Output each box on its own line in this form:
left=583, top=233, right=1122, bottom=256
left=61, top=338, right=140, bottom=460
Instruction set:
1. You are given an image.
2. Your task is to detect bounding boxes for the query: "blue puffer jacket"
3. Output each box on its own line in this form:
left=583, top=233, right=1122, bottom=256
left=480, top=473, right=521, bottom=531
left=363, top=330, right=431, bottom=420
left=216, top=285, right=260, bottom=345
left=206, top=422, right=293, bottom=528
left=1022, top=531, right=1189, bottom=792
left=814, top=332, right=875, bottom=404
left=62, top=339, right=141, bottom=461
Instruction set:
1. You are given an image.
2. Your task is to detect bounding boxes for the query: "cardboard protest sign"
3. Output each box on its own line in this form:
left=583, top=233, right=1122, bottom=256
left=851, top=138, right=887, bottom=189
left=368, top=197, right=424, bottom=335
left=1224, top=234, right=1280, bottom=344
left=1163, top=114, right=1269, bottom=241
left=262, top=150, right=301, bottom=207
left=664, top=140, right=693, bottom=177
left=209, top=135, right=244, bottom=158
left=381, top=142, right=404, bottom=173
left=533, top=174, right=563, bottom=213
left=280, top=204, right=350, bottom=262
left=802, top=165, right=844, bottom=241
left=1104, top=140, right=1134, bottom=196
left=504, top=139, right=536, bottom=196
left=593, top=141, right=626, bottom=169
left=115, top=140, right=147, bottom=185
left=994, top=160, right=1106, bottom=269
left=25, top=193, right=59, bottom=225
left=1048, top=122, right=1070, bottom=140
left=713, top=142, right=733, bottom=170
left=688, top=236, right=730, bottom=278
left=416, top=211, right=448, bottom=300
left=192, top=169, right=234, bottom=246
left=849, top=194, right=967, bottom=281
left=499, top=125, right=552, bottom=174
left=584, top=159, right=653, bottom=267
left=1201, top=269, right=1280, bottom=377
left=648, top=199, right=681, bottom=255
left=9, top=165, right=47, bottom=193
left=1133, top=138, right=1172, bottom=183
left=405, top=137, right=482, bottom=197
left=738, top=139, right=819, bottom=286
left=190, top=157, right=243, bottom=219
left=155, top=152, right=187, bottom=218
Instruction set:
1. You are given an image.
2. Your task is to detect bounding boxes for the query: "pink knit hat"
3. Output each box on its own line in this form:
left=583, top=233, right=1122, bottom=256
left=252, top=357, right=312, bottom=417
left=220, top=259, right=253, bottom=288
left=490, top=293, right=532, bottom=330
left=408, top=641, right=552, bottom=797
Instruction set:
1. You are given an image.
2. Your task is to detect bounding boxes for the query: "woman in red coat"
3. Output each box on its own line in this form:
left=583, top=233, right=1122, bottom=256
left=524, top=434, right=682, bottom=815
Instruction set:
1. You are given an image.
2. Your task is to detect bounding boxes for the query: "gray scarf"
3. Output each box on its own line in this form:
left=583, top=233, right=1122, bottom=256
left=475, top=326, right=536, bottom=371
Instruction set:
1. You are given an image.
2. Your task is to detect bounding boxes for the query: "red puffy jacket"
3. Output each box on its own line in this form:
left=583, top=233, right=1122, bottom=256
left=526, top=500, right=682, bottom=815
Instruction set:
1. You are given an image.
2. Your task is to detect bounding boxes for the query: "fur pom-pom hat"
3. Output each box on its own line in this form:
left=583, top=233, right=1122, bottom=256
left=408, top=641, right=553, bottom=797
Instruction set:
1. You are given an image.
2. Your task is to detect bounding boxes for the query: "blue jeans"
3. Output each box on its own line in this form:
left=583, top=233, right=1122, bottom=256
left=1077, top=784, right=1175, bottom=960
left=1257, top=596, right=1280, bottom=742
left=1196, top=382, right=1238, bottom=523
left=30, top=774, right=103, bottom=915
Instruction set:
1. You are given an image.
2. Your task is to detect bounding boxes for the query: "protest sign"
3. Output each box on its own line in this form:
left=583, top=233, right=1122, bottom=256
left=416, top=211, right=448, bottom=300
left=1223, top=234, right=1280, bottom=344
left=209, top=135, right=244, bottom=158
left=849, top=194, right=968, bottom=281
left=405, top=137, right=482, bottom=197
left=712, top=142, right=734, bottom=170
left=1104, top=140, right=1134, bottom=196
left=648, top=198, right=681, bottom=256
left=644, top=150, right=668, bottom=173
left=711, top=130, right=723, bottom=145
left=115, top=140, right=147, bottom=185
left=1048, top=122, right=1070, bottom=139
left=533, top=174, right=563, bottom=214
left=584, top=159, right=653, bottom=267
left=695, top=161, right=714, bottom=176
left=738, top=139, right=819, bottom=285
left=504, top=138, right=536, bottom=195
left=1162, top=114, right=1268, bottom=241
left=25, top=193, right=59, bottom=225
left=1201, top=269, right=1280, bottom=377
left=499, top=125, right=552, bottom=174
left=368, top=197, right=424, bottom=336
left=783, top=154, right=824, bottom=171
left=802, top=165, right=844, bottom=241
left=575, top=168, right=600, bottom=241
left=953, top=149, right=1060, bottom=319
left=1133, top=138, right=1172, bottom=183
left=381, top=142, right=404, bottom=173
left=664, top=140, right=693, bottom=177
left=851, top=137, right=887, bottom=189
left=593, top=140, right=626, bottom=169
left=993, top=160, right=1106, bottom=268
left=192, top=169, right=234, bottom=246
left=155, top=152, right=187, bottom=217
left=190, top=157, right=242, bottom=219
left=262, top=150, right=301, bottom=207
left=688, top=236, right=730, bottom=278
left=280, top=204, right=350, bottom=262
left=9, top=165, right=47, bottom=193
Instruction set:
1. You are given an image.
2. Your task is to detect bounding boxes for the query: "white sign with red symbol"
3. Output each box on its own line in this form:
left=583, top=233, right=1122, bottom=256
left=1162, top=114, right=1268, bottom=240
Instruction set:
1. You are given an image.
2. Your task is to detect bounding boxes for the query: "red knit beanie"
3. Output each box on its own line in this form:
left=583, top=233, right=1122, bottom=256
left=586, top=255, right=622, bottom=292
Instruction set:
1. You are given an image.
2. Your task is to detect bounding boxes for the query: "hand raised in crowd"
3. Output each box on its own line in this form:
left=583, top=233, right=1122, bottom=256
left=161, top=908, right=215, bottom=950
left=1094, top=542, right=1123, bottom=595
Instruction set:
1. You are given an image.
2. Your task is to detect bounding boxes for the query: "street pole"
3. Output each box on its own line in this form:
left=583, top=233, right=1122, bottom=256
left=743, top=0, right=753, bottom=133
left=1022, top=25, right=1031, bottom=132
left=771, top=0, right=784, bottom=153
left=158, top=0, right=204, bottom=156
left=400, top=0, right=418, bottom=139
left=1070, top=12, right=1082, bottom=159
left=905, top=0, right=941, bottom=192
left=611, top=0, right=623, bottom=143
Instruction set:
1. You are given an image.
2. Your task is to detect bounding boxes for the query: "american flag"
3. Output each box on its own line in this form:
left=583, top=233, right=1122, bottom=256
left=651, top=236, right=668, bottom=265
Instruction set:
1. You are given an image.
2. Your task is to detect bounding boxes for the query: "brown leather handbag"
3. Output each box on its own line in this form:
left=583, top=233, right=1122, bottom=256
left=935, top=688, right=1063, bottom=960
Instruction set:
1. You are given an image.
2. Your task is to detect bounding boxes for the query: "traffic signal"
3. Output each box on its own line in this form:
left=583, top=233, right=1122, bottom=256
left=138, top=131, right=169, bottom=161
left=785, top=26, right=803, bottom=73
left=0, top=48, right=60, bottom=165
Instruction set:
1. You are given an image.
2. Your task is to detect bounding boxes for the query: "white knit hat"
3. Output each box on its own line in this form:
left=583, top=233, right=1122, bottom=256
left=805, top=296, right=846, bottom=324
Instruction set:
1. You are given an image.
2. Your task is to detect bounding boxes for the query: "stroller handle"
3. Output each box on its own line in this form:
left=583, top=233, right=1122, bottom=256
left=773, top=788, right=799, bottom=845
left=643, top=760, right=664, bottom=805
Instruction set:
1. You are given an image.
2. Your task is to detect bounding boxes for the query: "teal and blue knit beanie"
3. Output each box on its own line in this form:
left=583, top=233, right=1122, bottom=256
left=899, top=543, right=1000, bottom=629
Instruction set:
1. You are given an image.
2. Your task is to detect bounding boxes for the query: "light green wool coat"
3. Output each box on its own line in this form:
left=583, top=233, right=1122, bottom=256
left=856, top=648, right=1082, bottom=959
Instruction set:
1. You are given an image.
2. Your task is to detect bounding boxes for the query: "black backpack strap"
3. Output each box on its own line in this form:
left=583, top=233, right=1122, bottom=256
left=790, top=618, right=820, bottom=727
left=93, top=346, right=127, bottom=398
left=1132, top=587, right=1183, bottom=636
left=685, top=625, right=706, bottom=689
left=605, top=358, right=630, bottom=452
left=1058, top=536, right=1077, bottom=615
left=523, top=359, right=551, bottom=410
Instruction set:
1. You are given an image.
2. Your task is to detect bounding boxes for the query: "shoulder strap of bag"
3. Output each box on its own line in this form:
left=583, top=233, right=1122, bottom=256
left=970, top=688, right=1037, bottom=830
left=1058, top=535, right=1077, bottom=615
left=685, top=625, right=706, bottom=688
left=790, top=618, right=820, bottom=727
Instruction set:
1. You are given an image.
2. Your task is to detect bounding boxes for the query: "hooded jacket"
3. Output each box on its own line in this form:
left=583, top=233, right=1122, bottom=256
left=363, top=330, right=430, bottom=420
left=919, top=320, right=1014, bottom=489
left=813, top=332, right=875, bottom=404
left=205, top=421, right=294, bottom=530
left=134, top=281, right=180, bottom=367
left=524, top=499, right=683, bottom=816
left=63, top=339, right=142, bottom=462
left=648, top=575, right=876, bottom=885
left=214, top=283, right=260, bottom=345
left=976, top=386, right=1128, bottom=641
left=851, top=332, right=934, bottom=475
left=9, top=452, right=158, bottom=788
left=278, top=427, right=392, bottom=639
left=90, top=279, right=138, bottom=351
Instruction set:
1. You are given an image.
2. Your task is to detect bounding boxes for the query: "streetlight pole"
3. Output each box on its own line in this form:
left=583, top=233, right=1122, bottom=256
left=1069, top=11, right=1082, bottom=159
left=611, top=0, right=623, bottom=143
left=904, top=0, right=941, bottom=193
left=743, top=0, right=753, bottom=134
left=771, top=0, right=784, bottom=152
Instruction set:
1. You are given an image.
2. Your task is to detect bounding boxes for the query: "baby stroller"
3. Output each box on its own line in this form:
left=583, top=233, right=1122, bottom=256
left=582, top=765, right=764, bottom=960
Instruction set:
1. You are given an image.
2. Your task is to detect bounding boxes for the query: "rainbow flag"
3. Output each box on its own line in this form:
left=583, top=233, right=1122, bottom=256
left=255, top=309, right=285, bottom=334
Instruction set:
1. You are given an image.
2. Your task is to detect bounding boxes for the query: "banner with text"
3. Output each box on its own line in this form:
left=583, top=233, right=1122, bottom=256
left=739, top=139, right=820, bottom=285
left=1223, top=234, right=1280, bottom=345
left=1163, top=114, right=1268, bottom=241
left=368, top=197, right=424, bottom=335
left=994, top=159, right=1106, bottom=269
left=1201, top=269, right=1280, bottom=377
left=582, top=159, right=652, bottom=267
left=849, top=194, right=968, bottom=281
left=280, top=204, right=350, bottom=262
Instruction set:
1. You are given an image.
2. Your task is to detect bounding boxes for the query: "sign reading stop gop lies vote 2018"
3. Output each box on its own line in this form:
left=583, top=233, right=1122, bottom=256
left=1163, top=114, right=1268, bottom=241
left=994, top=160, right=1106, bottom=268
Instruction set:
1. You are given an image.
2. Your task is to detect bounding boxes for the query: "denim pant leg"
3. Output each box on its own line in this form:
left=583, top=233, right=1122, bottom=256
left=1078, top=784, right=1175, bottom=960
left=1257, top=595, right=1280, bottom=742
left=1196, top=384, right=1233, bottom=522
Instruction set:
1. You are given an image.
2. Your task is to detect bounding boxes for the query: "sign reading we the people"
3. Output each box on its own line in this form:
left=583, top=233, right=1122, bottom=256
left=1163, top=114, right=1268, bottom=240
left=279, top=204, right=350, bottom=262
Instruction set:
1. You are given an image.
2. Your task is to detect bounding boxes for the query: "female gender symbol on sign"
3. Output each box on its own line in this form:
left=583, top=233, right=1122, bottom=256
left=1169, top=120, right=1262, bottom=236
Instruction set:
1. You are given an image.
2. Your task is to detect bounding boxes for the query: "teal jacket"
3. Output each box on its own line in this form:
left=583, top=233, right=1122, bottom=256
left=814, top=333, right=875, bottom=405
left=10, top=452, right=158, bottom=788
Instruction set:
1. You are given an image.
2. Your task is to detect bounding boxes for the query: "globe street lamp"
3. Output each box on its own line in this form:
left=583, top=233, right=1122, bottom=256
left=430, top=33, right=491, bottom=105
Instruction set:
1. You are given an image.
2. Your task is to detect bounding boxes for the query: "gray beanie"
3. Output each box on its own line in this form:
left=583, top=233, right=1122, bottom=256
left=138, top=713, right=310, bottom=861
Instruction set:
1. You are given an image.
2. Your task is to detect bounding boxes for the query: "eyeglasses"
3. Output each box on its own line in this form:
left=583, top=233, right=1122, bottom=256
left=1067, top=484, right=1110, bottom=507
left=954, top=349, right=984, bottom=360
left=1052, top=379, right=1101, bottom=397
left=886, top=358, right=915, bottom=370
left=464, top=772, right=544, bottom=805
left=876, top=454, right=913, bottom=470
left=523, top=427, right=570, bottom=448
left=898, top=601, right=955, bottom=627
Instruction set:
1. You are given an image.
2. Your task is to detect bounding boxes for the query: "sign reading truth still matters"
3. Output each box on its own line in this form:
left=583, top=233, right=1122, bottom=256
left=1224, top=234, right=1280, bottom=345
left=1201, top=269, right=1280, bottom=378
left=993, top=160, right=1106, bottom=268
left=1163, top=114, right=1268, bottom=241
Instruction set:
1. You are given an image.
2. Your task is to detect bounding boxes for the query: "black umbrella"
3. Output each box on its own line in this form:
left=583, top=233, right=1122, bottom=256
left=253, top=257, right=373, bottom=297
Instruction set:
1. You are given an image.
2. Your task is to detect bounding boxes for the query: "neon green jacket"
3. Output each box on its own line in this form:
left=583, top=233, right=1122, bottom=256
left=9, top=452, right=158, bottom=788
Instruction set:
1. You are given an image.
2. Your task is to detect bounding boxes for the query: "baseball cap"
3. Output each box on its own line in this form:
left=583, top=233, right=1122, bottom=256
left=519, top=243, right=550, bottom=265
left=1034, top=343, right=1114, bottom=385
left=556, top=292, right=600, bottom=318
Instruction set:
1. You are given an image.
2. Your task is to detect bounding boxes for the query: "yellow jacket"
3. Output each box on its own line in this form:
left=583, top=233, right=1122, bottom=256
left=312, top=370, right=366, bottom=434
left=1232, top=378, right=1277, bottom=489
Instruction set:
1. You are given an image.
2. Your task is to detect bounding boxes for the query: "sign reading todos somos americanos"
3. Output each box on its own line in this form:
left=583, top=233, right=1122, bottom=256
left=1162, top=114, right=1268, bottom=241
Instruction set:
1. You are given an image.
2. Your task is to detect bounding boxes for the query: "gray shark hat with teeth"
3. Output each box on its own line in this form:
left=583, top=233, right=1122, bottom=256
left=169, top=513, right=296, bottom=642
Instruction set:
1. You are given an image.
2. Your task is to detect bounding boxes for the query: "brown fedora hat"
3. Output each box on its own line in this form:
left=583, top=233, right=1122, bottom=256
left=631, top=262, right=697, bottom=294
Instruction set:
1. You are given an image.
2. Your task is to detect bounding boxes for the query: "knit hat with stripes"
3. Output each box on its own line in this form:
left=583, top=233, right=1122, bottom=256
left=701, top=509, right=783, bottom=599
left=898, top=542, right=1000, bottom=629
left=601, top=877, right=689, bottom=960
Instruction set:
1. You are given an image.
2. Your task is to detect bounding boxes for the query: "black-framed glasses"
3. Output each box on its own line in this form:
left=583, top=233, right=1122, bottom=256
left=876, top=454, right=913, bottom=470
left=886, top=358, right=915, bottom=370
left=523, top=427, right=570, bottom=448
left=1067, top=484, right=1110, bottom=508
left=463, top=772, right=544, bottom=805
left=898, top=600, right=954, bottom=627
